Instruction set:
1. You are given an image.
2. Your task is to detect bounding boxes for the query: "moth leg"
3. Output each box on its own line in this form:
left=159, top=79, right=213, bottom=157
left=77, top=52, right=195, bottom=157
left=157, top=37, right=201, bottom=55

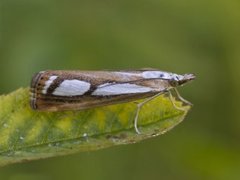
left=134, top=92, right=162, bottom=134
left=173, top=88, right=193, bottom=106
left=168, top=91, right=184, bottom=110
left=168, top=90, right=187, bottom=111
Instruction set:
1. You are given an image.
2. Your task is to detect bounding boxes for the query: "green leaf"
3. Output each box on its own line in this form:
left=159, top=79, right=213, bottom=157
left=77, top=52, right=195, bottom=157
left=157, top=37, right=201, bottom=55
left=0, top=88, right=191, bottom=166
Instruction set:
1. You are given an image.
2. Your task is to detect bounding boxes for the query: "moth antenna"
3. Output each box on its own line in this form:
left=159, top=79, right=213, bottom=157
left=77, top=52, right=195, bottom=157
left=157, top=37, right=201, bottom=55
left=134, top=92, right=162, bottom=134
left=134, top=105, right=141, bottom=134
left=173, top=88, right=193, bottom=106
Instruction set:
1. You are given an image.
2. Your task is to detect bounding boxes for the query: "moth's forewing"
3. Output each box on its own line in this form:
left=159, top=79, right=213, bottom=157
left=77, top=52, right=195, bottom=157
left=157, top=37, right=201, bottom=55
left=30, top=70, right=172, bottom=111
left=33, top=92, right=160, bottom=111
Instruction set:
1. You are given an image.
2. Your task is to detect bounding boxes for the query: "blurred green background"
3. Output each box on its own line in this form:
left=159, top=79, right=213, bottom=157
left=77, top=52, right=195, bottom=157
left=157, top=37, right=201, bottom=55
left=0, top=0, right=240, bottom=179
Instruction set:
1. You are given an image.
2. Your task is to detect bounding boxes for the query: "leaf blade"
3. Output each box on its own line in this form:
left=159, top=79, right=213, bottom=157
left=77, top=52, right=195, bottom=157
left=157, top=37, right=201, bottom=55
left=0, top=88, right=191, bottom=166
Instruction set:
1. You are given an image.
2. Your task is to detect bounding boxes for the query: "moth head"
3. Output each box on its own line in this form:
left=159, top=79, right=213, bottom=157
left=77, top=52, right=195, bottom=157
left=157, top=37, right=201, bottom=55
left=142, top=71, right=195, bottom=86
left=169, top=73, right=195, bottom=87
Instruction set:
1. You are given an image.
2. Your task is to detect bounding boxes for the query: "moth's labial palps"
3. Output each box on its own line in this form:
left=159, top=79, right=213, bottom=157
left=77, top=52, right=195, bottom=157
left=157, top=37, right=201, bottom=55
left=30, top=69, right=195, bottom=133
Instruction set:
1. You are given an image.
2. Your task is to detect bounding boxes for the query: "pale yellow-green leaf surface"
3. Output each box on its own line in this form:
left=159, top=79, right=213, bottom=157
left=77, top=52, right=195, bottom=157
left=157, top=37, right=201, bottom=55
left=0, top=88, right=191, bottom=166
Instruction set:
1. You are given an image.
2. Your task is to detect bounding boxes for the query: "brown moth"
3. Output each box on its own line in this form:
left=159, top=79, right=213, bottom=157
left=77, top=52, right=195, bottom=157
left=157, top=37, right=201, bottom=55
left=30, top=69, right=195, bottom=133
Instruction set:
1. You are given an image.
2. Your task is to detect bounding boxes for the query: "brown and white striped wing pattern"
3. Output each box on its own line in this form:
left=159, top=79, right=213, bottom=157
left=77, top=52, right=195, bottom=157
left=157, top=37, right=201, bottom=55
left=30, top=70, right=172, bottom=111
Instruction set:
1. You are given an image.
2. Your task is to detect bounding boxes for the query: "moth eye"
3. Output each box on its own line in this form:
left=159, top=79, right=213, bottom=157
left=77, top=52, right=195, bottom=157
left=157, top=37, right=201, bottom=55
left=159, top=74, right=164, bottom=78
left=170, top=78, right=178, bottom=86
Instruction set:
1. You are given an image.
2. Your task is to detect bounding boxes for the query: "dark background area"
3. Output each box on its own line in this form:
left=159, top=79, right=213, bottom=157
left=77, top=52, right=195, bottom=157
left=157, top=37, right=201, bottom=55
left=0, top=0, right=240, bottom=179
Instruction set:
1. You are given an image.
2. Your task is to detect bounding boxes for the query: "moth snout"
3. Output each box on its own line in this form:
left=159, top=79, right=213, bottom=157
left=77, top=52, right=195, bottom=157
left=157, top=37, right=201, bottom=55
left=184, top=73, right=196, bottom=81
left=178, top=73, right=195, bottom=86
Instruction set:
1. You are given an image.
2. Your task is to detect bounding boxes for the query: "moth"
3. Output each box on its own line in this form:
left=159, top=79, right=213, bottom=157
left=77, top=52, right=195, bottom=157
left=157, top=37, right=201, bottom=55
left=30, top=69, right=195, bottom=134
